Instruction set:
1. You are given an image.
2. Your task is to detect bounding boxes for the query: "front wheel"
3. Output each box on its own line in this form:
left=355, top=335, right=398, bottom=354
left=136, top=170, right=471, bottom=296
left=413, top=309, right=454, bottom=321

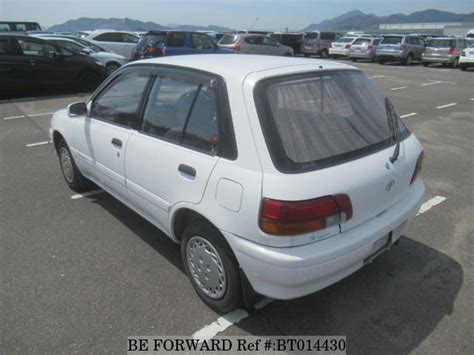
left=403, top=54, right=412, bottom=66
left=57, top=139, right=90, bottom=192
left=106, top=62, right=120, bottom=75
left=181, top=220, right=242, bottom=313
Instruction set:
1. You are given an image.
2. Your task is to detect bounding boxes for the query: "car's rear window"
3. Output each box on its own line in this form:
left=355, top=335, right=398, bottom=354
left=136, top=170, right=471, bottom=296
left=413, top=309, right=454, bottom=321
left=353, top=38, right=370, bottom=45
left=427, top=39, right=455, bottom=48
left=381, top=36, right=402, bottom=44
left=336, top=37, right=355, bottom=43
left=219, top=35, right=237, bottom=45
left=254, top=70, right=409, bottom=173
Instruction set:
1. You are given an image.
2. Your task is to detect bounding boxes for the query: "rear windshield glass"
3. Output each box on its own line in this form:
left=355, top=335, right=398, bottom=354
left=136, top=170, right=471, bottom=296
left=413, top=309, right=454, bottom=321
left=336, top=37, right=355, bottom=43
left=353, top=38, right=370, bottom=45
left=381, top=36, right=402, bottom=44
left=255, top=71, right=409, bottom=173
left=219, top=35, right=237, bottom=45
left=427, top=39, right=455, bottom=47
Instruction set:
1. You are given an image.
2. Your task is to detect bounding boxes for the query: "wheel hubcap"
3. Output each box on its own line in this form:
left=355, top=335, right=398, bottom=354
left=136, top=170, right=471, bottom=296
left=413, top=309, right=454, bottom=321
left=60, top=147, right=74, bottom=183
left=187, top=236, right=226, bottom=299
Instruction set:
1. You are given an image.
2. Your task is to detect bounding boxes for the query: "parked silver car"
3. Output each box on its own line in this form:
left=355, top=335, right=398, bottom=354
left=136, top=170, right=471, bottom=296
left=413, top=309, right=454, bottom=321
left=348, top=37, right=382, bottom=62
left=376, top=35, right=426, bottom=65
left=329, top=37, right=357, bottom=58
left=218, top=34, right=294, bottom=56
left=422, top=37, right=470, bottom=67
left=300, top=31, right=340, bottom=58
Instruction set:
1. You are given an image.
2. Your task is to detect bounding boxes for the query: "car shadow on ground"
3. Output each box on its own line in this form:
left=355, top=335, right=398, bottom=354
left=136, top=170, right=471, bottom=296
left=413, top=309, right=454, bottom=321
left=90, top=192, right=463, bottom=355
left=238, top=236, right=463, bottom=354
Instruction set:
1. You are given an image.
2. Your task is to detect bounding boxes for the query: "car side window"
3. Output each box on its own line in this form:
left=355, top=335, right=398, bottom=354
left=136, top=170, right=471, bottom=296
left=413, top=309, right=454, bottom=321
left=121, top=33, right=139, bottom=43
left=192, top=34, right=215, bottom=50
left=244, top=36, right=263, bottom=45
left=142, top=77, right=200, bottom=141
left=142, top=75, right=219, bottom=154
left=90, top=71, right=150, bottom=128
left=94, top=33, right=123, bottom=42
left=17, top=39, right=60, bottom=57
left=263, top=36, right=278, bottom=46
left=167, top=32, right=185, bottom=47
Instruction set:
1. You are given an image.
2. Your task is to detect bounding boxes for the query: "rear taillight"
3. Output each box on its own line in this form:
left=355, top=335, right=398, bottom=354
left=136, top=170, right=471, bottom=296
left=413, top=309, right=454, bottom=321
left=368, top=44, right=373, bottom=50
left=230, top=44, right=241, bottom=52
left=259, top=194, right=353, bottom=236
left=344, top=44, right=351, bottom=49
left=461, top=50, right=466, bottom=57
left=314, top=43, right=320, bottom=48
left=410, top=151, right=424, bottom=184
left=448, top=47, right=456, bottom=56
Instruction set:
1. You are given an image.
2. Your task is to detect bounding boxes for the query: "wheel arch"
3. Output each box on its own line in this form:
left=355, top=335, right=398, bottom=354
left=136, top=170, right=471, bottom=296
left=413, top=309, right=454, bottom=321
left=52, top=130, right=65, bottom=154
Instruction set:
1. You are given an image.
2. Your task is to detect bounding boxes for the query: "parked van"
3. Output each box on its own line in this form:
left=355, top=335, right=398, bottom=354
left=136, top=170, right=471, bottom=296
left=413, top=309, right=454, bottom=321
left=301, top=31, right=341, bottom=58
left=0, top=21, right=41, bottom=32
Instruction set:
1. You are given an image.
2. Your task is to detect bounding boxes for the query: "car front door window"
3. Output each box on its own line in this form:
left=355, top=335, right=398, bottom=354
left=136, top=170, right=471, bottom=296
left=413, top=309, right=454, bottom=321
left=90, top=72, right=150, bottom=128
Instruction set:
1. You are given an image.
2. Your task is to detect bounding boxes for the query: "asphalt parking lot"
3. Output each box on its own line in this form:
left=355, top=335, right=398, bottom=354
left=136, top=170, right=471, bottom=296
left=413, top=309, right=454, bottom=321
left=1, top=59, right=473, bottom=354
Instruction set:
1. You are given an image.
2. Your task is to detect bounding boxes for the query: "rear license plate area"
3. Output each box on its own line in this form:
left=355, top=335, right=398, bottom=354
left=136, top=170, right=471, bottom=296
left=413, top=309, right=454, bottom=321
left=364, top=233, right=392, bottom=265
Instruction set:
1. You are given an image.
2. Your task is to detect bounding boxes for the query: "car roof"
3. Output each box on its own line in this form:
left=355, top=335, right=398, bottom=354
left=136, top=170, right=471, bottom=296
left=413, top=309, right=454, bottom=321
left=134, top=54, right=355, bottom=81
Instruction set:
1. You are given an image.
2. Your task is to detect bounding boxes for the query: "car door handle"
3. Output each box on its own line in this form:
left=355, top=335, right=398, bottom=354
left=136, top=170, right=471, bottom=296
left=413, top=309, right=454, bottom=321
left=178, top=164, right=196, bottom=178
left=111, top=138, right=122, bottom=148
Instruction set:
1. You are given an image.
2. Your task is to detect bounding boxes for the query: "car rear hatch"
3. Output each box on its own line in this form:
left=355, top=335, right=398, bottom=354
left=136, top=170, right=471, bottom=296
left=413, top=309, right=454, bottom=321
left=425, top=39, right=455, bottom=58
left=378, top=36, right=403, bottom=52
left=351, top=38, right=371, bottom=53
left=254, top=70, right=422, bottom=238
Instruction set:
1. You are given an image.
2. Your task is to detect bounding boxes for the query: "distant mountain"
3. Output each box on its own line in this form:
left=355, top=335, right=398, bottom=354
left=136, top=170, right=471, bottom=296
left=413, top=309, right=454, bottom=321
left=302, top=9, right=474, bottom=32
left=47, top=17, right=232, bottom=33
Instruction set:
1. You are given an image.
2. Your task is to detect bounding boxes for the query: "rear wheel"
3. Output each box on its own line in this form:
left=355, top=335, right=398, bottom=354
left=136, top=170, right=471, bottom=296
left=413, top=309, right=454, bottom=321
left=451, top=57, right=459, bottom=68
left=320, top=49, right=329, bottom=58
left=378, top=58, right=385, bottom=64
left=460, top=64, right=467, bottom=71
left=77, top=71, right=102, bottom=92
left=304, top=53, right=310, bottom=58
left=181, top=220, right=242, bottom=313
left=351, top=58, right=357, bottom=62
left=57, top=139, right=90, bottom=192
left=422, top=62, right=429, bottom=67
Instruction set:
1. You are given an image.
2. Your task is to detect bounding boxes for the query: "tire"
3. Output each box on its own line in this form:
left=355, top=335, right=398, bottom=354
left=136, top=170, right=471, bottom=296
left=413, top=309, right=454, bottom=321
left=378, top=58, right=385, bottom=65
left=57, top=139, right=90, bottom=192
left=320, top=49, right=329, bottom=58
left=77, top=71, right=102, bottom=92
left=403, top=54, right=412, bottom=66
left=351, top=58, right=357, bottom=62
left=106, top=62, right=120, bottom=75
left=181, top=220, right=242, bottom=313
left=422, top=62, right=429, bottom=67
left=284, top=53, right=292, bottom=57
left=451, top=57, right=459, bottom=68
left=460, top=64, right=467, bottom=71
left=304, top=53, right=310, bottom=58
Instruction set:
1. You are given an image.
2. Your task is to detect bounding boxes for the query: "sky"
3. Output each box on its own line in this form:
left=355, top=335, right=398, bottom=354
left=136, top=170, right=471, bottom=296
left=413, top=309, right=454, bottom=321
left=1, top=0, right=473, bottom=30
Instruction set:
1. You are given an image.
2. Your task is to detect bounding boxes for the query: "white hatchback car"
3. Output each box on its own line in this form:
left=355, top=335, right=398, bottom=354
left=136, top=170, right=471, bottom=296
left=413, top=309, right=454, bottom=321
left=50, top=55, right=425, bottom=313
left=85, top=30, right=139, bottom=58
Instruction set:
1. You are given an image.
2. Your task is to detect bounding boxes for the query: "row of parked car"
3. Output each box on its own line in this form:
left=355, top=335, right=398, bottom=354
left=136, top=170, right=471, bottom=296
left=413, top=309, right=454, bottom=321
left=1, top=28, right=473, bottom=98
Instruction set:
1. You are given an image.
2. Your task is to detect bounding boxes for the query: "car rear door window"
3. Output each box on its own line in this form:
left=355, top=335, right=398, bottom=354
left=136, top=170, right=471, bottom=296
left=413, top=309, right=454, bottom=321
left=382, top=36, right=402, bottom=45
left=192, top=34, right=215, bottom=50
left=94, top=32, right=123, bottom=42
left=90, top=71, right=150, bottom=128
left=166, top=32, right=185, bottom=47
left=255, top=70, right=408, bottom=172
left=121, top=33, right=139, bottom=43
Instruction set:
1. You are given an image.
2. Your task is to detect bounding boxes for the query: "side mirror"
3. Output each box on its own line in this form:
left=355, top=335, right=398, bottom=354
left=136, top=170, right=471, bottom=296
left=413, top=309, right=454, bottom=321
left=67, top=102, right=88, bottom=117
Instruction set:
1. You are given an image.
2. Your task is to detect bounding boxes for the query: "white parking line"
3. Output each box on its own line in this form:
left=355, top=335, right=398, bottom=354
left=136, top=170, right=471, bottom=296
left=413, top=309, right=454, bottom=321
left=436, top=103, right=457, bottom=109
left=400, top=113, right=418, bottom=118
left=417, top=196, right=446, bottom=216
left=391, top=86, right=409, bottom=91
left=4, top=112, right=54, bottom=121
left=191, top=194, right=447, bottom=340
left=25, top=141, right=51, bottom=147
left=70, top=189, right=103, bottom=200
left=421, top=81, right=443, bottom=86
left=192, top=309, right=249, bottom=341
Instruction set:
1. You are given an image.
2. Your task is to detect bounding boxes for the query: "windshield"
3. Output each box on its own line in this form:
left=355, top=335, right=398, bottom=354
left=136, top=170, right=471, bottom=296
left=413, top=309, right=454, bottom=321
left=255, top=70, right=408, bottom=172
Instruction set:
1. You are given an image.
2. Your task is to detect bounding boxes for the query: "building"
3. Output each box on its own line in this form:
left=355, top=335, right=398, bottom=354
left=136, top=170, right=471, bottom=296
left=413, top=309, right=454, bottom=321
left=378, top=22, right=474, bottom=36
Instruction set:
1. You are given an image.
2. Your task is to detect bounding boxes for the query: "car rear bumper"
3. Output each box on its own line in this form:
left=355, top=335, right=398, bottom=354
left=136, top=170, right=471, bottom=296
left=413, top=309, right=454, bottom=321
left=329, top=48, right=349, bottom=56
left=422, top=56, right=455, bottom=64
left=223, top=180, right=426, bottom=300
left=376, top=51, right=404, bottom=59
left=349, top=52, right=374, bottom=59
left=301, top=47, right=323, bottom=55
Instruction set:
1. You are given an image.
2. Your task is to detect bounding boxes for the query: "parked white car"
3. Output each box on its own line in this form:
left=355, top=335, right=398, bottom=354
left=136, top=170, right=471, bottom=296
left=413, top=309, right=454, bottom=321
left=39, top=36, right=128, bottom=74
left=85, top=30, right=140, bottom=58
left=329, top=36, right=357, bottom=57
left=50, top=55, right=425, bottom=313
left=459, top=45, right=474, bottom=70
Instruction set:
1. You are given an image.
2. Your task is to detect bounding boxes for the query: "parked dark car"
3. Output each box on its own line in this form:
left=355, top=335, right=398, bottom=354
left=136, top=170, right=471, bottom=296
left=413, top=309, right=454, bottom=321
left=0, top=34, right=107, bottom=98
left=132, top=31, right=232, bottom=60
left=271, top=33, right=303, bottom=55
